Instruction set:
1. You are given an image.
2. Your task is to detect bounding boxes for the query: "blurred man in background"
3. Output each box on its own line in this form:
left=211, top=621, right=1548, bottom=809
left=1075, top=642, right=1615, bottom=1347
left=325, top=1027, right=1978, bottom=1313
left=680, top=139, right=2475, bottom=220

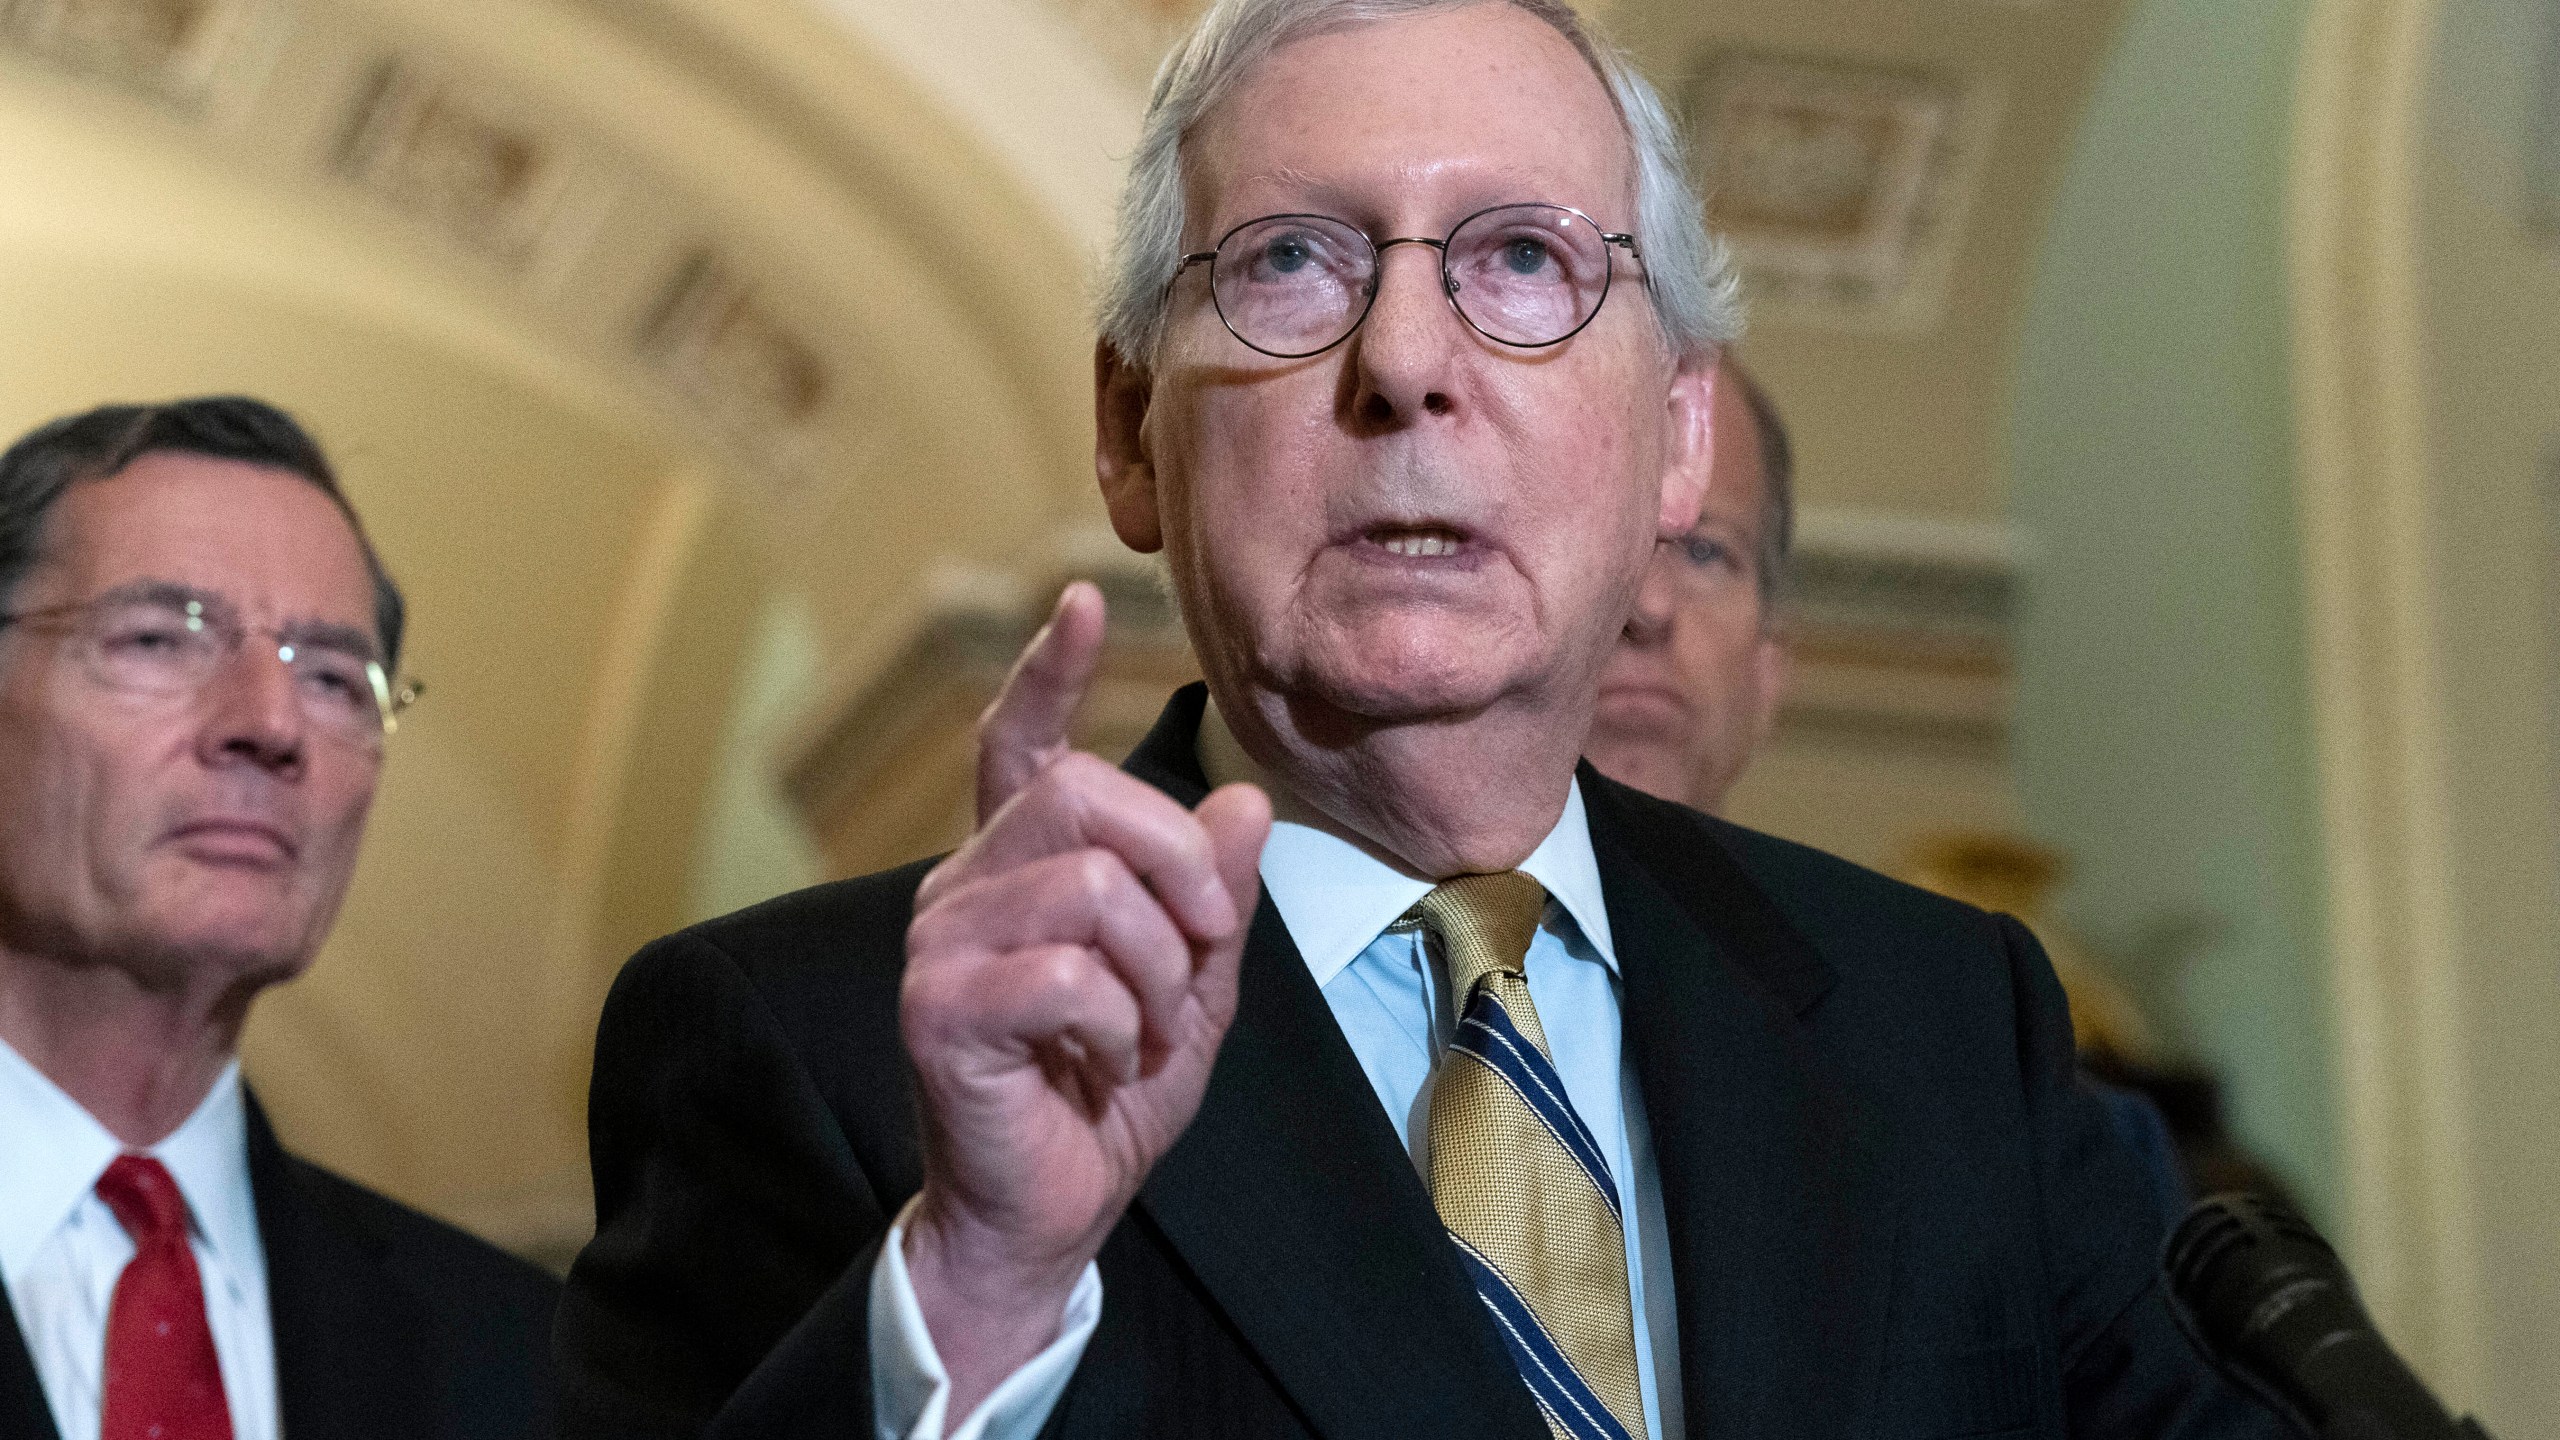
left=1576, top=368, right=2204, bottom=1226
left=1583, top=356, right=1790, bottom=811
left=0, top=398, right=556, bottom=1440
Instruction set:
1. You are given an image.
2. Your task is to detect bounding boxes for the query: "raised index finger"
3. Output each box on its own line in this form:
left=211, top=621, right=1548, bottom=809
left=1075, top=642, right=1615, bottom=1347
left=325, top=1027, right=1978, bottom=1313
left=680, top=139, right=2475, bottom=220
left=977, top=581, right=1106, bottom=826
left=931, top=752, right=1243, bottom=944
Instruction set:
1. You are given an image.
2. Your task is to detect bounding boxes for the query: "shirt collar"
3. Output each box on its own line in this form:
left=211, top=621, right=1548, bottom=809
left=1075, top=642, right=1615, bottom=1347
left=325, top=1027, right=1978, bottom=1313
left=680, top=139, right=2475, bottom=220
left=1197, top=695, right=1616, bottom=987
left=155, top=1061, right=259, bottom=1287
left=0, top=1036, right=256, bottom=1285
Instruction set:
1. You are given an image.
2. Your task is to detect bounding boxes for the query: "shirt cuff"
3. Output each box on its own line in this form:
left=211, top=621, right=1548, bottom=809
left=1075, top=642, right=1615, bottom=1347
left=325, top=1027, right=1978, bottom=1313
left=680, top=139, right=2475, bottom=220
left=868, top=1199, right=1103, bottom=1440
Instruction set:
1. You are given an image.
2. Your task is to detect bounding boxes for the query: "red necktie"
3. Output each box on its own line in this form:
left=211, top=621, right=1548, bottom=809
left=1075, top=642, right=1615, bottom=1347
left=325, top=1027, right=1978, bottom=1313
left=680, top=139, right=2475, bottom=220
left=95, top=1155, right=233, bottom=1440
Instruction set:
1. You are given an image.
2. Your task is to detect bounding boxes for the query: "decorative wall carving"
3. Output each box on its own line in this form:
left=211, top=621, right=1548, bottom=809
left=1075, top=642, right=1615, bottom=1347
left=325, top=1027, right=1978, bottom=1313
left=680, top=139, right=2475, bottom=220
left=783, top=557, right=1189, bottom=878
left=337, top=61, right=570, bottom=265
left=0, top=0, right=241, bottom=103
left=640, top=251, right=836, bottom=489
left=1787, top=509, right=2012, bottom=656
left=0, top=0, right=860, bottom=500
left=1687, top=50, right=1996, bottom=332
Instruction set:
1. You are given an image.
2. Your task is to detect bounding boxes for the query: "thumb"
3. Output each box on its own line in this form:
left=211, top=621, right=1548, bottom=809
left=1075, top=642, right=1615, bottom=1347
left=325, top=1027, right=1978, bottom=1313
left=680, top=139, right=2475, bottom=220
left=1196, top=783, right=1272, bottom=933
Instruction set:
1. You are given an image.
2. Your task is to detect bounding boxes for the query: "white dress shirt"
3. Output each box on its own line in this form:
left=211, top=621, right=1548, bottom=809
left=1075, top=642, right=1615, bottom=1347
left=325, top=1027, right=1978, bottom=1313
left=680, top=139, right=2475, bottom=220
left=869, top=703, right=1681, bottom=1439
left=0, top=1038, right=277, bottom=1440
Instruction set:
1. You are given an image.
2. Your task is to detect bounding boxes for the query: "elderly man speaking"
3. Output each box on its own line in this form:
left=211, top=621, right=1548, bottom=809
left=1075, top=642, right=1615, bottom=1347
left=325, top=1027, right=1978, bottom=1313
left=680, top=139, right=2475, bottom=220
left=557, top=3, right=2284, bottom=1438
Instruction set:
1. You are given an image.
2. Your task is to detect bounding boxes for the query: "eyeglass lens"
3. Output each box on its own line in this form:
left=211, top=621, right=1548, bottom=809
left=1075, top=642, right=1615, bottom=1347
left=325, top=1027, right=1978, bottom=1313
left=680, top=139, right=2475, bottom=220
left=1209, top=204, right=1617, bottom=357
left=79, top=596, right=395, bottom=748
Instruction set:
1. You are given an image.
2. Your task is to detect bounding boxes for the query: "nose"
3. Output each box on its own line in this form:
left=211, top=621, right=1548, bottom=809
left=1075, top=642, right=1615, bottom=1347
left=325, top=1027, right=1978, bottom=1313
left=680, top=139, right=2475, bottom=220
left=1623, top=547, right=1680, bottom=648
left=194, top=645, right=307, bottom=776
left=1346, top=240, right=1460, bottom=427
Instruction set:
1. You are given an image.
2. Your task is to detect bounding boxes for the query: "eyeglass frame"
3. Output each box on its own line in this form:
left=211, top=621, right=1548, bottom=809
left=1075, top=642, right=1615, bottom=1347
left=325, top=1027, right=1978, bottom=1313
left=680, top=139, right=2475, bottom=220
left=1169, top=201, right=1644, bottom=360
left=0, top=583, right=424, bottom=746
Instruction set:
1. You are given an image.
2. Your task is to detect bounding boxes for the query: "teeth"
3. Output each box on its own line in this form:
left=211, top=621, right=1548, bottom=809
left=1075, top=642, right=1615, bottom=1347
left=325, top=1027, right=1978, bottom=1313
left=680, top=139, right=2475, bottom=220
left=1381, top=531, right=1460, bottom=557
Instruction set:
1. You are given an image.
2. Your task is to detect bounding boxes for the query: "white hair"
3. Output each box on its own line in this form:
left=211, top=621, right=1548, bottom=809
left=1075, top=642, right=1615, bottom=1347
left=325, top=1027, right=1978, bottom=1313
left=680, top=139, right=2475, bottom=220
left=1095, top=0, right=1743, bottom=366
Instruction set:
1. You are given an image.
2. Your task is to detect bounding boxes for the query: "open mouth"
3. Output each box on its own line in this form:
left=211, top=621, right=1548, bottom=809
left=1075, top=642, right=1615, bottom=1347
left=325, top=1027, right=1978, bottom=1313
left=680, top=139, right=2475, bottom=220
left=1365, top=524, right=1471, bottom=558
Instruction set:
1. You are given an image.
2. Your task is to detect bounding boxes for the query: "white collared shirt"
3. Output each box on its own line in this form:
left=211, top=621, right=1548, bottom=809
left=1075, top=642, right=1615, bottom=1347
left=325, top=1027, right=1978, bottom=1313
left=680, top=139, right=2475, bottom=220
left=870, top=703, right=1681, bottom=1439
left=0, top=1038, right=277, bottom=1440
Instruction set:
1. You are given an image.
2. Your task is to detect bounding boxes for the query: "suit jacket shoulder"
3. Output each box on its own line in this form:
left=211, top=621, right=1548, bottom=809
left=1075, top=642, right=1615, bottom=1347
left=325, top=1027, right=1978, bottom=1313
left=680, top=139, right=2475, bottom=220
left=671, top=864, right=929, bottom=984
left=1601, top=774, right=2002, bottom=953
left=250, top=1102, right=559, bottom=1440
left=605, top=859, right=936, bottom=1204
left=1592, top=777, right=2036, bottom=1069
left=1583, top=771, right=2278, bottom=1437
left=274, top=1150, right=561, bottom=1328
left=561, top=863, right=939, bottom=1438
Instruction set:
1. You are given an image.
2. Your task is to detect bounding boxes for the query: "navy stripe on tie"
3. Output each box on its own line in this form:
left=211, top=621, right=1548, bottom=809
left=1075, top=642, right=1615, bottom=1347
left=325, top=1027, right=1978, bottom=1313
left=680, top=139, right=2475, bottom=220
left=1450, top=1234, right=1636, bottom=1440
left=1450, top=994, right=1623, bottom=1220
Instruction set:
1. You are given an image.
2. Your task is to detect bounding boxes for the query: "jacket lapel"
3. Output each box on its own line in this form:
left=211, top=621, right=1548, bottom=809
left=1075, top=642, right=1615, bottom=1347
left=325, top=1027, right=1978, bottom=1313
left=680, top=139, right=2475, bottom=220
left=1123, top=687, right=1552, bottom=1440
left=1583, top=770, right=1899, bottom=1440
left=0, top=1280, right=62, bottom=1440
left=246, top=1096, right=437, bottom=1440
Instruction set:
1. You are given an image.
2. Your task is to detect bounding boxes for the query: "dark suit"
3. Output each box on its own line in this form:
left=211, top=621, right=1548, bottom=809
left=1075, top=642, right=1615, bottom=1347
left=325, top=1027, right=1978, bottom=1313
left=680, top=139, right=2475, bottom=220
left=558, top=684, right=2282, bottom=1439
left=0, top=1095, right=559, bottom=1440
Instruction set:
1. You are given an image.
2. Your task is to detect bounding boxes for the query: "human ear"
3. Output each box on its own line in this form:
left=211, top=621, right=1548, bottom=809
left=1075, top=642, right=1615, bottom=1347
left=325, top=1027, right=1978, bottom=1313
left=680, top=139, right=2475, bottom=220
left=1095, top=340, right=1164, bottom=553
left=1656, top=356, right=1716, bottom=539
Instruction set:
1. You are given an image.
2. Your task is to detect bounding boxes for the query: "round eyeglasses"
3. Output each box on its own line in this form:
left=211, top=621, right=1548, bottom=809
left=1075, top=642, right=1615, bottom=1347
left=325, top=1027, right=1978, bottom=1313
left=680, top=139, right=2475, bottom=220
left=1172, top=203, right=1641, bottom=359
left=0, top=587, right=421, bottom=752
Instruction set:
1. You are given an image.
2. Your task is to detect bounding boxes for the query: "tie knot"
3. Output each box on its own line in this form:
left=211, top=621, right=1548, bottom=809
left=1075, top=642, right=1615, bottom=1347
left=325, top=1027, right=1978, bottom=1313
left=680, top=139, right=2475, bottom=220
left=96, top=1154, right=191, bottom=1249
left=1408, top=869, right=1547, bottom=1005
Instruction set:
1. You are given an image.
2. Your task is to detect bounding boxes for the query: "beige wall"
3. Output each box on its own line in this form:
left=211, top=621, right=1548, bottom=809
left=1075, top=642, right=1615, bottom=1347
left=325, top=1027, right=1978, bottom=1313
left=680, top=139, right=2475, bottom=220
left=2408, top=0, right=2560, bottom=1421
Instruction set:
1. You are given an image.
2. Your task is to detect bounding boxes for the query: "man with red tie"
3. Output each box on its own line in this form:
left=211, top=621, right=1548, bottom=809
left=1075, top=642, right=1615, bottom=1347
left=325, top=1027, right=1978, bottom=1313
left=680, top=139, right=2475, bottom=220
left=0, top=397, right=557, bottom=1440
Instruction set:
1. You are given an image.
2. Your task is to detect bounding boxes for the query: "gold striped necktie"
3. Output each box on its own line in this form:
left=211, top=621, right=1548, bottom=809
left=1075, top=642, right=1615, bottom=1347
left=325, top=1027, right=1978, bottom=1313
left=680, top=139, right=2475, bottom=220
left=1414, top=871, right=1647, bottom=1440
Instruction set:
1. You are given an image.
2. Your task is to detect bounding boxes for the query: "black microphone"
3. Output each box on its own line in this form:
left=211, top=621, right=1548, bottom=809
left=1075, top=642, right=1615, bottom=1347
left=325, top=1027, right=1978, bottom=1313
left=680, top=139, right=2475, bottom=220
left=2164, top=1193, right=2494, bottom=1440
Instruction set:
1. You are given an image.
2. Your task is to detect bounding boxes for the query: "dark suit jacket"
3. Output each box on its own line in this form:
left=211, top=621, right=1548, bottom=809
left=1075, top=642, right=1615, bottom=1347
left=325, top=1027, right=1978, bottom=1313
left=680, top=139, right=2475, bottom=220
left=0, top=1094, right=559, bottom=1440
left=557, top=684, right=2284, bottom=1440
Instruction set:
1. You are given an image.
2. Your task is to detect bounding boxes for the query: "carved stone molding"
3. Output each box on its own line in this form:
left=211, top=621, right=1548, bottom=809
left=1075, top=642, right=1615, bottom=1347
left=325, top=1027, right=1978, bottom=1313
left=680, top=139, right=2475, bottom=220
left=639, top=249, right=838, bottom=491
left=781, top=556, right=1190, bottom=878
left=1778, top=509, right=2014, bottom=747
left=2291, top=0, right=2478, bottom=1395
left=336, top=59, right=580, bottom=266
left=0, top=0, right=245, bottom=104
left=0, top=0, right=865, bottom=501
left=782, top=515, right=2017, bottom=875
left=1791, top=543, right=2009, bottom=652
left=1687, top=50, right=1998, bottom=332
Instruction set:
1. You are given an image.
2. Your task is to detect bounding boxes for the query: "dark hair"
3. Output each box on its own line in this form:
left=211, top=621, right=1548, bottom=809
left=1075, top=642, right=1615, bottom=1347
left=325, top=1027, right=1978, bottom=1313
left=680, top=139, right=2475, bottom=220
left=0, top=397, right=405, bottom=667
left=1724, top=358, right=1795, bottom=613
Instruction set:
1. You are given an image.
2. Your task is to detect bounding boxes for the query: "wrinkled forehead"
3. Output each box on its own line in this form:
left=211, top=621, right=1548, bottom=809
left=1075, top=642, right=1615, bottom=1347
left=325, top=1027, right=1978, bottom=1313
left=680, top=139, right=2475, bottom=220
left=33, top=455, right=375, bottom=624
left=1181, top=5, right=1636, bottom=233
